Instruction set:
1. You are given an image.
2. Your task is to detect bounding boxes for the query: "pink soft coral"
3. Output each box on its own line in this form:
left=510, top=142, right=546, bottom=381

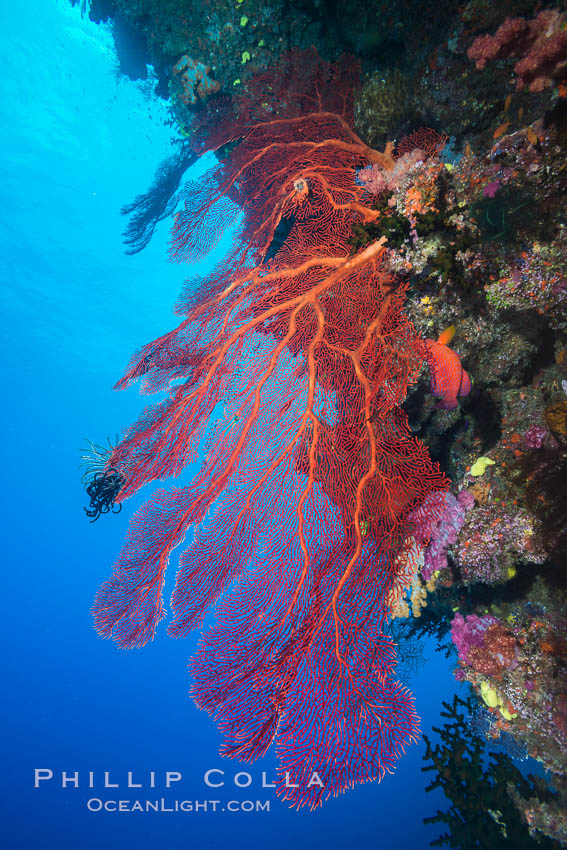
left=358, top=148, right=426, bottom=196
left=468, top=10, right=567, bottom=92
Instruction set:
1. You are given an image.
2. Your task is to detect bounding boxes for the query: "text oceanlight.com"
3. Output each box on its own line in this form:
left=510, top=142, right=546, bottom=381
left=86, top=798, right=270, bottom=813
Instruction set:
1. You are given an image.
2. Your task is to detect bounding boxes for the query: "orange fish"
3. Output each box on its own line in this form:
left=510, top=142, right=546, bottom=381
left=504, top=94, right=511, bottom=112
left=526, top=126, right=538, bottom=145
left=424, top=326, right=471, bottom=410
left=493, top=122, right=510, bottom=139
left=437, top=325, right=456, bottom=345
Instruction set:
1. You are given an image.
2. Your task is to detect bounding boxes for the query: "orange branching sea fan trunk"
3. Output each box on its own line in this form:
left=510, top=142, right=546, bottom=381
left=92, top=49, right=447, bottom=809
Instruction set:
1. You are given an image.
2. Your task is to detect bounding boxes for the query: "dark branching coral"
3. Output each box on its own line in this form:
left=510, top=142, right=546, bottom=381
left=121, top=141, right=196, bottom=254
left=385, top=618, right=427, bottom=683
left=422, top=694, right=559, bottom=849
left=399, top=585, right=460, bottom=655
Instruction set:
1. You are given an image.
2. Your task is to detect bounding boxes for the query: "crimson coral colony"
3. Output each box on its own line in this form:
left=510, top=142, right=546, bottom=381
left=91, top=52, right=451, bottom=809
left=81, top=0, right=567, bottom=841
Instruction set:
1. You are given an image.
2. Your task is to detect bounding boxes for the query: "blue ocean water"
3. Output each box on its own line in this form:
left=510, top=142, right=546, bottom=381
left=1, top=2, right=460, bottom=847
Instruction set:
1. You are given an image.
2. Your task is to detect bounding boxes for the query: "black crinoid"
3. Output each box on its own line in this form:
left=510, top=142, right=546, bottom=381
left=80, top=438, right=124, bottom=522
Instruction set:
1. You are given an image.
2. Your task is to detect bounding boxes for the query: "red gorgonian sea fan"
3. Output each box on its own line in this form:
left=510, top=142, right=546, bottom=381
left=92, top=49, right=447, bottom=809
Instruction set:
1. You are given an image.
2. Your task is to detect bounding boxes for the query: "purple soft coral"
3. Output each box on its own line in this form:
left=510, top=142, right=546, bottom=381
left=450, top=612, right=498, bottom=664
left=409, top=489, right=473, bottom=581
